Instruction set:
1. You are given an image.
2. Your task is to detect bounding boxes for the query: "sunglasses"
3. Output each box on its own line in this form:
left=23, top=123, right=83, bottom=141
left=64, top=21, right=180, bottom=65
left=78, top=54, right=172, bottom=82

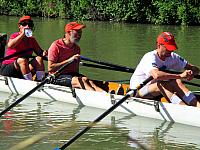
left=71, top=30, right=82, bottom=35
left=19, top=21, right=34, bottom=28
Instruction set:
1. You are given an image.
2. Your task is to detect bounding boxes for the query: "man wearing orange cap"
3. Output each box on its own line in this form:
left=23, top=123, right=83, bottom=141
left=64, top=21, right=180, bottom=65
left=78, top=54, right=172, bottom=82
left=0, top=15, right=46, bottom=81
left=48, top=22, right=103, bottom=91
left=130, top=32, right=200, bottom=107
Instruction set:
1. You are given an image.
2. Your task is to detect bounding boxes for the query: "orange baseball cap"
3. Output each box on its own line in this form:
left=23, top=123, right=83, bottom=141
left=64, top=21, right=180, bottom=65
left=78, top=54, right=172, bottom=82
left=18, top=16, right=32, bottom=23
left=65, top=22, right=85, bottom=32
left=157, top=32, right=178, bottom=51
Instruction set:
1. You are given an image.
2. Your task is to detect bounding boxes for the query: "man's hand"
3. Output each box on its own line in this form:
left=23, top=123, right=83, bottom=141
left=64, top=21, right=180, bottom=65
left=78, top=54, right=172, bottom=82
left=43, top=50, right=48, bottom=57
left=180, top=70, right=194, bottom=81
left=68, top=54, right=80, bottom=62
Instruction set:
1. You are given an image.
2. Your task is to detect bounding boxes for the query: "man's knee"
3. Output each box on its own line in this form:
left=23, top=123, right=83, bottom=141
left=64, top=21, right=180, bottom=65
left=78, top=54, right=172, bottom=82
left=17, top=58, right=28, bottom=65
left=35, top=56, right=43, bottom=63
left=82, top=76, right=88, bottom=81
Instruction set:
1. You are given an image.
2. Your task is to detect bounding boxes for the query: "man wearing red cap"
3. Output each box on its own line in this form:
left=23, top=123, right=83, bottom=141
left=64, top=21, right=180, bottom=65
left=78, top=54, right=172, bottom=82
left=130, top=32, right=200, bottom=106
left=0, top=15, right=46, bottom=81
left=48, top=22, right=103, bottom=91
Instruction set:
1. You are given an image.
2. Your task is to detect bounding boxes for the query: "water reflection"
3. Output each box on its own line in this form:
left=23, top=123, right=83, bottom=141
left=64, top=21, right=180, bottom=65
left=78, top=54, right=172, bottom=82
left=0, top=92, right=200, bottom=149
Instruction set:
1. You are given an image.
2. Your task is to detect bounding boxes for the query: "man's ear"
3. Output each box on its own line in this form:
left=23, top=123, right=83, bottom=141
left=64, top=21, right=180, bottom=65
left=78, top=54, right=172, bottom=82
left=157, top=43, right=161, bottom=48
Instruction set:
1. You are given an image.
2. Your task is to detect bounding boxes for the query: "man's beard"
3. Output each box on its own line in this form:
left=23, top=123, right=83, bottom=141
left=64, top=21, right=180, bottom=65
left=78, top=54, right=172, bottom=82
left=71, top=38, right=80, bottom=44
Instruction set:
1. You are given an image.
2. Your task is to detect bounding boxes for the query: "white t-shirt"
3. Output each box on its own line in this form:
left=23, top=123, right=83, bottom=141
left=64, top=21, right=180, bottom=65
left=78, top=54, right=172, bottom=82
left=130, top=50, right=188, bottom=89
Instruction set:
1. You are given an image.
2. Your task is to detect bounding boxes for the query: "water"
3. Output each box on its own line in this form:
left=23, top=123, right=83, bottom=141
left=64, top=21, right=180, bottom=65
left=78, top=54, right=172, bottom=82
left=1, top=92, right=200, bottom=150
left=1, top=15, right=200, bottom=149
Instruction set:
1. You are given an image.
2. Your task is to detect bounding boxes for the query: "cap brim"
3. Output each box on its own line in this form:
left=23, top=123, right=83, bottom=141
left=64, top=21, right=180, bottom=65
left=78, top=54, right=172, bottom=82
left=165, top=44, right=177, bottom=51
left=73, top=25, right=86, bottom=30
left=19, top=16, right=32, bottom=23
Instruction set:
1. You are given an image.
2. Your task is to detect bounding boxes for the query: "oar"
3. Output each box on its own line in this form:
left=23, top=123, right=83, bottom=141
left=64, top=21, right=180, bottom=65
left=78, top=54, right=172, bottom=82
left=0, top=49, right=48, bottom=62
left=163, top=69, right=200, bottom=79
left=80, top=62, right=134, bottom=73
left=0, top=49, right=31, bottom=62
left=22, top=55, right=48, bottom=61
left=0, top=59, right=75, bottom=117
left=80, top=55, right=135, bottom=73
left=80, top=55, right=200, bottom=79
left=54, top=76, right=153, bottom=150
left=80, top=56, right=200, bottom=89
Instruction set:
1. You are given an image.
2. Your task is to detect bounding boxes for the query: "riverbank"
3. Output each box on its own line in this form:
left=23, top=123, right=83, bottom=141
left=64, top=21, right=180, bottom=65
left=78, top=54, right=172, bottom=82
left=0, top=0, right=199, bottom=25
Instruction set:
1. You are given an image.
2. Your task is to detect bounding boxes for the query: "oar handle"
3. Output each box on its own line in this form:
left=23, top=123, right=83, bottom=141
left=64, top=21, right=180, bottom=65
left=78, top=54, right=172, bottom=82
left=163, top=70, right=200, bottom=79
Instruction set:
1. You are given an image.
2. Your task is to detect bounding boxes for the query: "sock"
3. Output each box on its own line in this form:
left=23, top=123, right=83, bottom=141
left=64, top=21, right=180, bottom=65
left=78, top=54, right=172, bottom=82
left=138, top=86, right=149, bottom=97
left=170, top=94, right=182, bottom=104
left=23, top=72, right=33, bottom=80
left=183, top=91, right=196, bottom=104
left=36, top=71, right=45, bottom=81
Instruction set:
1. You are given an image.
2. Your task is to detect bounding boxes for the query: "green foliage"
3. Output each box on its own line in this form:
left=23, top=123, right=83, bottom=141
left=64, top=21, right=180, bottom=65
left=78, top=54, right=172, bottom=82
left=0, top=0, right=200, bottom=25
left=154, top=1, right=179, bottom=25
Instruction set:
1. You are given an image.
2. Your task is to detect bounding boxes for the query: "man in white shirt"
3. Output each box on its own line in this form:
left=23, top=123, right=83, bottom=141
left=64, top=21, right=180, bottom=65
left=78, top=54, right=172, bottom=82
left=130, top=32, right=200, bottom=106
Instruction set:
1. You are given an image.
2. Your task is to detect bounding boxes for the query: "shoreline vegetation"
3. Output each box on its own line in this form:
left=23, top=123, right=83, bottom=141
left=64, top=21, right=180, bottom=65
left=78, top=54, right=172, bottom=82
left=0, top=0, right=200, bottom=25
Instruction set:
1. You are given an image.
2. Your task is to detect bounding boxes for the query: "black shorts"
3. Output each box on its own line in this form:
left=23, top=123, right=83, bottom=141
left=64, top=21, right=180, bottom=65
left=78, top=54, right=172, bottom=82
left=0, top=62, right=23, bottom=78
left=52, top=73, right=84, bottom=87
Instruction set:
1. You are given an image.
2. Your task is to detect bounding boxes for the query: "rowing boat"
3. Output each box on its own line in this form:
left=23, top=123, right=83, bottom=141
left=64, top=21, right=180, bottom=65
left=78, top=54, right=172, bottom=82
left=0, top=75, right=200, bottom=127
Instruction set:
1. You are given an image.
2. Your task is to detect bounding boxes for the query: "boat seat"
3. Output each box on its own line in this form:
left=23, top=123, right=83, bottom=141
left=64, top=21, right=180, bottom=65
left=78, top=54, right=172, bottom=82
left=92, top=80, right=129, bottom=95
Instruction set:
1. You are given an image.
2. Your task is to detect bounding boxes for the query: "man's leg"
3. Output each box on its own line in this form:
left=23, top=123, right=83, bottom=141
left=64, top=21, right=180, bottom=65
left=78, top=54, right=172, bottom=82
left=175, top=79, right=199, bottom=106
left=71, top=76, right=95, bottom=91
left=136, top=81, right=185, bottom=105
left=88, top=80, right=104, bottom=92
left=157, top=80, right=186, bottom=105
left=0, top=62, right=23, bottom=79
left=15, top=58, right=32, bottom=80
left=29, top=56, right=45, bottom=81
left=136, top=83, right=161, bottom=99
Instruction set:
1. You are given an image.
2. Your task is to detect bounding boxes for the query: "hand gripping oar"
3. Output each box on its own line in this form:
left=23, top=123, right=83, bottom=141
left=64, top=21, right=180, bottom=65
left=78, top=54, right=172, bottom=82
left=0, top=59, right=75, bottom=117
left=54, top=76, right=153, bottom=150
left=162, top=69, right=200, bottom=79
left=80, top=55, right=135, bottom=73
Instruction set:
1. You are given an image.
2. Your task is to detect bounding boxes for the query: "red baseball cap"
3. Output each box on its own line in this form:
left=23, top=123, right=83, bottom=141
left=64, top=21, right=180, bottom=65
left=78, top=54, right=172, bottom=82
left=18, top=16, right=32, bottom=23
left=65, top=22, right=85, bottom=32
left=157, top=32, right=178, bottom=51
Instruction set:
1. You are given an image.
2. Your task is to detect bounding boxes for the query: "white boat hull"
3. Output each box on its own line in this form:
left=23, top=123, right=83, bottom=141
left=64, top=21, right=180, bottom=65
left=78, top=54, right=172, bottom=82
left=0, top=75, right=200, bottom=127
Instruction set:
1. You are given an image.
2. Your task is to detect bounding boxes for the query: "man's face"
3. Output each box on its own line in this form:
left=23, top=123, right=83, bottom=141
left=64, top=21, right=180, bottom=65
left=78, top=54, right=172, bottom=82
left=159, top=44, right=172, bottom=58
left=69, top=29, right=82, bottom=44
left=19, top=20, right=34, bottom=30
